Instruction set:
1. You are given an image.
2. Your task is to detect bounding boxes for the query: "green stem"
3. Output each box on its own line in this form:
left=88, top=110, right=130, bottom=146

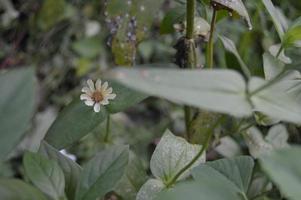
left=165, top=116, right=223, bottom=187
left=104, top=115, right=111, bottom=142
left=184, top=0, right=196, bottom=140
left=186, top=0, right=196, bottom=40
left=276, top=44, right=284, bottom=58
left=206, top=8, right=217, bottom=69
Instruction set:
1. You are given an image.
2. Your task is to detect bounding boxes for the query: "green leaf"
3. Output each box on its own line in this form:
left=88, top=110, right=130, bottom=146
left=110, top=68, right=253, bottom=117
left=282, top=22, right=301, bottom=49
left=137, top=179, right=165, bottom=200
left=263, top=52, right=285, bottom=80
left=105, top=81, right=147, bottom=113
left=259, top=147, right=301, bottom=200
left=150, top=130, right=205, bottom=183
left=249, top=76, right=301, bottom=124
left=45, top=100, right=107, bottom=149
left=39, top=142, right=82, bottom=200
left=0, top=179, right=47, bottom=200
left=156, top=156, right=254, bottom=200
left=212, top=0, right=252, bottom=29
left=0, top=68, right=36, bottom=161
left=160, top=6, right=186, bottom=34
left=23, top=152, right=66, bottom=200
left=265, top=124, right=289, bottom=149
left=262, top=0, right=285, bottom=39
left=75, top=145, right=129, bottom=200
left=115, top=151, right=148, bottom=200
left=219, top=36, right=251, bottom=78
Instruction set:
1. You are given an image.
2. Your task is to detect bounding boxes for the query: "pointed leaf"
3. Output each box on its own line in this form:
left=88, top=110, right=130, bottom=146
left=75, top=145, right=129, bottom=200
left=150, top=130, right=205, bottom=183
left=0, top=68, right=36, bottom=161
left=39, top=142, right=82, bottom=200
left=23, top=152, right=66, bottom=200
left=45, top=100, right=107, bottom=149
left=0, top=179, right=47, bottom=200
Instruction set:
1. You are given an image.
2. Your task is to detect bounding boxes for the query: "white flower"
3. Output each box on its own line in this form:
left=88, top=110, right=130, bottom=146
left=80, top=79, right=116, bottom=112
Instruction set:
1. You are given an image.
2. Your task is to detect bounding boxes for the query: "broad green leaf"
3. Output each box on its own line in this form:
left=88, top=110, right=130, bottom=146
left=205, top=156, right=254, bottom=193
left=137, top=179, right=165, bottom=200
left=0, top=68, right=36, bottom=161
left=219, top=36, right=251, bottom=78
left=249, top=77, right=301, bottom=124
left=212, top=0, right=252, bottom=30
left=263, top=53, right=285, bottom=80
left=23, top=152, right=66, bottom=200
left=39, top=142, right=82, bottom=200
left=115, top=152, right=148, bottom=200
left=160, top=6, right=186, bottom=34
left=37, top=0, right=66, bottom=31
left=45, top=100, right=107, bottom=149
left=150, top=130, right=205, bottom=183
left=269, top=44, right=292, bottom=64
left=75, top=145, right=129, bottom=200
left=0, top=179, right=47, bottom=200
left=259, top=147, right=301, bottom=200
left=262, top=0, right=285, bottom=39
left=110, top=68, right=253, bottom=117
left=106, top=81, right=147, bottom=113
left=175, top=17, right=210, bottom=37
left=0, top=162, right=14, bottom=178
left=156, top=156, right=254, bottom=200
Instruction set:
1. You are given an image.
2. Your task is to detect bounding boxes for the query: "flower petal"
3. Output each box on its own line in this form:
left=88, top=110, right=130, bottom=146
left=80, top=94, right=92, bottom=101
left=85, top=100, right=94, bottom=106
left=100, top=99, right=109, bottom=105
left=81, top=87, right=92, bottom=95
left=105, top=87, right=113, bottom=94
left=87, top=79, right=95, bottom=92
left=94, top=103, right=101, bottom=112
left=106, top=93, right=116, bottom=100
left=96, top=79, right=102, bottom=90
left=102, top=81, right=108, bottom=90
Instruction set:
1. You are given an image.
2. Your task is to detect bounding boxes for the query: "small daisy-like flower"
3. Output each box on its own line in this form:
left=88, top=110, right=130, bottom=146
left=80, top=79, right=116, bottom=112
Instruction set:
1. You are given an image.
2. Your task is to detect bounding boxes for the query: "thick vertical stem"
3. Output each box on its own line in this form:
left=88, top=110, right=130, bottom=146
left=184, top=0, right=196, bottom=141
left=206, top=8, right=217, bottom=69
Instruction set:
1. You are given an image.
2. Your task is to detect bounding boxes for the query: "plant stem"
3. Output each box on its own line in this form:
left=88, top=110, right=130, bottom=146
left=206, top=8, right=217, bottom=69
left=104, top=115, right=111, bottom=142
left=184, top=0, right=196, bottom=140
left=165, top=116, right=223, bottom=187
left=276, top=44, right=284, bottom=58
left=186, top=0, right=196, bottom=40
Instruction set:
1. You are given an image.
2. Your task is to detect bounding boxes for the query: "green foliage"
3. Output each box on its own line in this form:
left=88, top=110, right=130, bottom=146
left=156, top=156, right=254, bottom=200
left=39, top=142, right=82, bottom=200
left=260, top=147, right=301, bottom=200
left=0, top=179, right=47, bottom=200
left=0, top=68, right=36, bottom=161
left=75, top=145, right=129, bottom=200
left=45, top=100, right=107, bottom=149
left=23, top=152, right=66, bottom=200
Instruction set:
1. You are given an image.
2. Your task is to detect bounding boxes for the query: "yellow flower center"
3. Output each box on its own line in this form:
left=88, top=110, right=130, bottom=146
left=92, top=91, right=103, bottom=103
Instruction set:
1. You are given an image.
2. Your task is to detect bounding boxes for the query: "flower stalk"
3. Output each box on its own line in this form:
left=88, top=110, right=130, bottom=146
left=206, top=8, right=217, bottom=69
